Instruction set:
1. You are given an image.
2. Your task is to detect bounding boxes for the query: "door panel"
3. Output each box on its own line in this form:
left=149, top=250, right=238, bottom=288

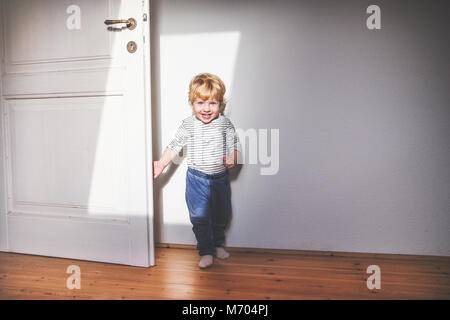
left=8, top=97, right=127, bottom=221
left=4, top=0, right=113, bottom=63
left=0, top=0, right=154, bottom=267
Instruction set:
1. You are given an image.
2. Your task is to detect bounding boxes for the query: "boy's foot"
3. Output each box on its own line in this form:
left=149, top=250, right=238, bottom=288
left=215, top=247, right=230, bottom=259
left=198, top=255, right=213, bottom=269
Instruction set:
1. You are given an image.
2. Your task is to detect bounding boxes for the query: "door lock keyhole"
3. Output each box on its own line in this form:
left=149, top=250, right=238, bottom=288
left=127, top=41, right=137, bottom=53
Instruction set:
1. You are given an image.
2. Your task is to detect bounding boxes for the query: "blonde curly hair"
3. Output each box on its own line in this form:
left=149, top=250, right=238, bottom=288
left=188, top=73, right=227, bottom=114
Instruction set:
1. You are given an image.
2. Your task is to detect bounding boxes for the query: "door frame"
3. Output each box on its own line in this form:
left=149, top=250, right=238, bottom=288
left=142, top=0, right=155, bottom=266
left=0, top=0, right=6, bottom=251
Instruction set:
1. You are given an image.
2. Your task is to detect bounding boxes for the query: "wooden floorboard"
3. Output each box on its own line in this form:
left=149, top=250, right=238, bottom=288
left=0, top=246, right=449, bottom=300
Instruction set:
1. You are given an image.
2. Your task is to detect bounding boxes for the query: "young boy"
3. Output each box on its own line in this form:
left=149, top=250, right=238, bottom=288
left=153, top=73, right=241, bottom=269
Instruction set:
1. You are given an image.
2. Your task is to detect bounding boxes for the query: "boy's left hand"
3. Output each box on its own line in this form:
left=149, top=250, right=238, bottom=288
left=222, top=151, right=238, bottom=169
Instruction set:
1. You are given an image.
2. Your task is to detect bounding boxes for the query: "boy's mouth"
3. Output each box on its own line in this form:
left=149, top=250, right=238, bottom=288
left=201, top=113, right=212, bottom=120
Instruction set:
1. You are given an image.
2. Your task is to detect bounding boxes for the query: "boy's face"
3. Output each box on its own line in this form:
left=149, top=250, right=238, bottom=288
left=192, top=97, right=220, bottom=124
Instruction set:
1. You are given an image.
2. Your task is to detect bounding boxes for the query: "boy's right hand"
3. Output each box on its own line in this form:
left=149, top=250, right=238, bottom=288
left=153, top=160, right=165, bottom=180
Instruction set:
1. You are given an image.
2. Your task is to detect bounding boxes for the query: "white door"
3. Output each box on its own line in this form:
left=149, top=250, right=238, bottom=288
left=0, top=0, right=154, bottom=267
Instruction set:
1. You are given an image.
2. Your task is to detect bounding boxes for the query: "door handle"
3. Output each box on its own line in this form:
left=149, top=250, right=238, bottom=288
left=104, top=18, right=136, bottom=31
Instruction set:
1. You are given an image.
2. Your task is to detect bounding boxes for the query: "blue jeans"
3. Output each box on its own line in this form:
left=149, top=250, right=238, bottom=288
left=185, top=167, right=231, bottom=256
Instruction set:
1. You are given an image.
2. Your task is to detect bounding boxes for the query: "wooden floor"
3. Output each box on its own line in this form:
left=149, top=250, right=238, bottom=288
left=0, top=245, right=449, bottom=299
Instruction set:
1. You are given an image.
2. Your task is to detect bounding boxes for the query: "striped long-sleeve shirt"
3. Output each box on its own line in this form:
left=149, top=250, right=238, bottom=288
left=167, top=114, right=242, bottom=174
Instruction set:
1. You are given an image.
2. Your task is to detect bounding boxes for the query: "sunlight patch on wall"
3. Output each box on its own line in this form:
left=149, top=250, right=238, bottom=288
left=159, top=31, right=241, bottom=225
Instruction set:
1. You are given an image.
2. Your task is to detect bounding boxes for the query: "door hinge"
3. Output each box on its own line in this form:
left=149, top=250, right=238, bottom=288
left=143, top=13, right=148, bottom=22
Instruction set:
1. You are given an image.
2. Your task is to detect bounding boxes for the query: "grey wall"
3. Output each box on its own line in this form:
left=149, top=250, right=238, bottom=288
left=151, top=0, right=450, bottom=256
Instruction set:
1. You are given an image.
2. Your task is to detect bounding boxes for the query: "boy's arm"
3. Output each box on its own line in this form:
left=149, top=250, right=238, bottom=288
left=153, top=147, right=177, bottom=179
left=154, top=120, right=189, bottom=179
left=223, top=118, right=242, bottom=169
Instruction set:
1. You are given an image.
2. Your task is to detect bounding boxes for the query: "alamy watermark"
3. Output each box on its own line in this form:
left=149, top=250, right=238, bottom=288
left=171, top=127, right=280, bottom=176
left=366, top=5, right=381, bottom=30
left=366, top=265, right=381, bottom=290
left=66, top=265, right=81, bottom=290
left=236, top=128, right=279, bottom=176
left=66, top=5, right=81, bottom=30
